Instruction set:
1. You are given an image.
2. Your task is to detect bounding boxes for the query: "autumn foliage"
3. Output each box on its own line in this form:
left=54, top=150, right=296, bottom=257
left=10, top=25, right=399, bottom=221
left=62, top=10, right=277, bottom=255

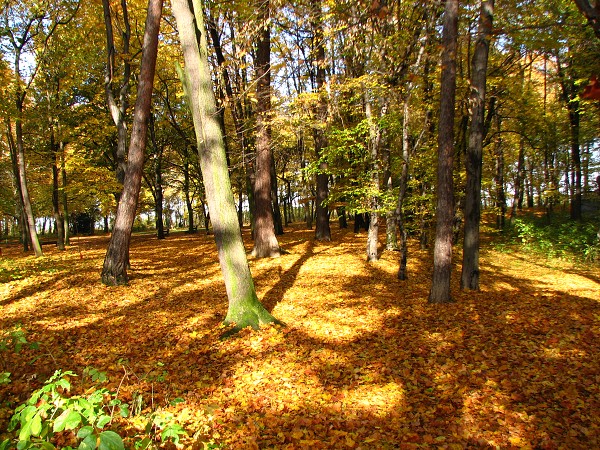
left=1, top=225, right=600, bottom=448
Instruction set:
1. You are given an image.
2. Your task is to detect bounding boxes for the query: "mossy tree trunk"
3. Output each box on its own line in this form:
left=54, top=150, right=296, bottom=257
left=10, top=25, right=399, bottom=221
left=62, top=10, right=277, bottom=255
left=172, top=0, right=280, bottom=333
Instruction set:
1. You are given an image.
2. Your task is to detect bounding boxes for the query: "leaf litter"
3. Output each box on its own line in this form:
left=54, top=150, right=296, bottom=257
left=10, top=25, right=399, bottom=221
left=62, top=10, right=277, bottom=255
left=1, top=224, right=599, bottom=448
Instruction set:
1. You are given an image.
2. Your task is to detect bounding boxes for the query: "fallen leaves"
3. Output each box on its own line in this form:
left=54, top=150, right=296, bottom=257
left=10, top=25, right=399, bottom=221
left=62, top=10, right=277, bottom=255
left=1, top=224, right=599, bottom=448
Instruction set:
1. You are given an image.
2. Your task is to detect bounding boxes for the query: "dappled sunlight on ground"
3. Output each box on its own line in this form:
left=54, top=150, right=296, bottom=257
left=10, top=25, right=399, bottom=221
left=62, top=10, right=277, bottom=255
left=1, top=222, right=600, bottom=448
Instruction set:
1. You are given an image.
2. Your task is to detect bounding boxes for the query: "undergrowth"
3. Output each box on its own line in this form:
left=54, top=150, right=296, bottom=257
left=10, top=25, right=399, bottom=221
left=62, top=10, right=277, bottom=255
left=505, top=212, right=600, bottom=262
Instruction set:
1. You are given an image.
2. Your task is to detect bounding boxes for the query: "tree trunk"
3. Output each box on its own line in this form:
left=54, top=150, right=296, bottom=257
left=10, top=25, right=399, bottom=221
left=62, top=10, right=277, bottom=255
left=52, top=151, right=66, bottom=251
left=102, top=0, right=131, bottom=190
left=172, top=0, right=280, bottom=333
left=568, top=106, right=582, bottom=220
left=494, top=116, right=506, bottom=230
left=461, top=0, right=493, bottom=291
left=251, top=0, right=280, bottom=258
left=365, top=92, right=382, bottom=262
left=15, top=115, right=42, bottom=256
left=429, top=0, right=458, bottom=304
left=312, top=0, right=331, bottom=241
left=60, top=145, right=70, bottom=245
left=101, top=0, right=163, bottom=285
left=271, top=154, right=284, bottom=235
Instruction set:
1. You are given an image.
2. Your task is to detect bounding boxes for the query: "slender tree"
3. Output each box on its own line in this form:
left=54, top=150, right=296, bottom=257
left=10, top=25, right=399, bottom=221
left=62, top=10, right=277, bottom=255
left=461, top=0, right=494, bottom=291
left=101, top=0, right=163, bottom=285
left=171, top=0, right=280, bottom=333
left=429, top=0, right=459, bottom=304
left=312, top=0, right=331, bottom=241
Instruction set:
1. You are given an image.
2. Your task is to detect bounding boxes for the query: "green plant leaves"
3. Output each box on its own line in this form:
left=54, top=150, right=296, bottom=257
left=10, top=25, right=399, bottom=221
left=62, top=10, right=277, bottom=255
left=98, top=431, right=124, bottom=450
left=54, top=409, right=82, bottom=432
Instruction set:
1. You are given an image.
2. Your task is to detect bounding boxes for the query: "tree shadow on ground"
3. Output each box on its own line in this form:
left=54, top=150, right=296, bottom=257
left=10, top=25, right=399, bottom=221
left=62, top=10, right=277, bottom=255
left=1, top=223, right=599, bottom=448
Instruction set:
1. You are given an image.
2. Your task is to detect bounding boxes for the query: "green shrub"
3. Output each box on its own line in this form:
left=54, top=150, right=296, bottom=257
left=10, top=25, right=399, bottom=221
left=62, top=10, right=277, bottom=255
left=510, top=215, right=600, bottom=262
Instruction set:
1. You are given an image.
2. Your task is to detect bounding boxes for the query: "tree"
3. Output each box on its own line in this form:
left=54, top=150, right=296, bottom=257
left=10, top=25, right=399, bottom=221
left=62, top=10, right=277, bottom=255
left=102, top=0, right=131, bottom=191
left=251, top=0, right=281, bottom=258
left=311, top=0, right=331, bottom=242
left=101, top=0, right=163, bottom=285
left=573, top=0, right=600, bottom=39
left=429, top=0, right=458, bottom=304
left=1, top=1, right=76, bottom=256
left=461, top=0, right=494, bottom=291
left=171, top=0, right=280, bottom=333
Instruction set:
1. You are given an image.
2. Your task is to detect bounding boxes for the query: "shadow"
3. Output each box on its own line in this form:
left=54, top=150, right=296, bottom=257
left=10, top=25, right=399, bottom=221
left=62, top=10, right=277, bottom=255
left=259, top=241, right=315, bottom=312
left=1, top=222, right=600, bottom=448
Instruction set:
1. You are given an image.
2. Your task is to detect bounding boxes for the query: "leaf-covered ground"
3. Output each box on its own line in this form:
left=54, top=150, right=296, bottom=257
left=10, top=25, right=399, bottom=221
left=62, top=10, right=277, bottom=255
left=1, top=223, right=599, bottom=448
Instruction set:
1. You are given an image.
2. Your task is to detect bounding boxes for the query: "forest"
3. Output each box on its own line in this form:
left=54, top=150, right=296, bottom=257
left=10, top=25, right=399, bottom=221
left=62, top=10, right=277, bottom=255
left=1, top=0, right=600, bottom=448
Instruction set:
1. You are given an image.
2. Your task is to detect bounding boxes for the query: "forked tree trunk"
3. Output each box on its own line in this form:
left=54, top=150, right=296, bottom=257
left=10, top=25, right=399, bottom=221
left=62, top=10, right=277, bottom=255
left=461, top=0, right=493, bottom=291
left=101, top=0, right=163, bottom=285
left=429, top=0, right=458, bottom=304
left=102, top=0, right=131, bottom=189
left=172, top=0, right=280, bottom=334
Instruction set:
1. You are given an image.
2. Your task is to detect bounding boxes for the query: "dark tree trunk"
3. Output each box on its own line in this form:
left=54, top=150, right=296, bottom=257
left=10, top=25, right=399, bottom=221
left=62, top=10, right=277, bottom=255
left=312, top=0, right=331, bottom=241
left=461, top=0, right=493, bottom=291
left=494, top=117, right=506, bottom=230
left=182, top=148, right=195, bottom=233
left=568, top=106, right=582, bottom=220
left=101, top=0, right=163, bottom=285
left=429, top=0, right=458, bottom=304
left=102, top=0, right=131, bottom=190
left=271, top=154, right=284, bottom=235
left=251, top=0, right=280, bottom=258
left=52, top=151, right=65, bottom=250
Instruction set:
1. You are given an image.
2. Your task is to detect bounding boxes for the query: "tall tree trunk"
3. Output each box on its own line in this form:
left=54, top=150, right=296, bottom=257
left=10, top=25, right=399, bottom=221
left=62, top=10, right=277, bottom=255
left=365, top=93, right=382, bottom=262
left=461, top=0, right=493, bottom=291
left=270, top=154, right=284, bottom=235
left=101, top=0, right=163, bottom=285
left=568, top=106, right=582, bottom=220
left=181, top=146, right=195, bottom=233
left=15, top=110, right=42, bottom=256
left=172, top=0, right=280, bottom=333
left=52, top=143, right=65, bottom=251
left=494, top=116, right=506, bottom=229
left=429, top=0, right=458, bottom=304
left=513, top=137, right=526, bottom=215
left=103, top=0, right=131, bottom=190
left=312, top=0, right=331, bottom=241
left=252, top=0, right=280, bottom=258
left=60, top=139, right=70, bottom=245
left=6, top=118, right=29, bottom=252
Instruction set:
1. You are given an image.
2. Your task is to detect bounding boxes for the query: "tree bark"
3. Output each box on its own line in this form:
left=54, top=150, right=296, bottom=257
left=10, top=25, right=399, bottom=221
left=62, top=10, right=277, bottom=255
left=429, top=0, right=458, bottom=304
left=251, top=0, right=281, bottom=258
left=102, top=0, right=131, bottom=189
left=312, top=0, right=331, bottom=241
left=461, top=0, right=493, bottom=291
left=172, top=0, right=280, bottom=333
left=101, top=0, right=163, bottom=285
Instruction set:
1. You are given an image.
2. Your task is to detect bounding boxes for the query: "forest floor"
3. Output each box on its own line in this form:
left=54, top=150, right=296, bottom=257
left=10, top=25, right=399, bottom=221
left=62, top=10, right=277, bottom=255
left=1, top=222, right=599, bottom=449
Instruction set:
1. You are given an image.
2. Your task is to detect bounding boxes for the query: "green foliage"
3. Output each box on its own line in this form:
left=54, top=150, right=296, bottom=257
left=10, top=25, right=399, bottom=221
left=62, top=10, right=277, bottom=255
left=2, top=367, right=189, bottom=450
left=509, top=215, right=600, bottom=261
left=6, top=370, right=124, bottom=450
